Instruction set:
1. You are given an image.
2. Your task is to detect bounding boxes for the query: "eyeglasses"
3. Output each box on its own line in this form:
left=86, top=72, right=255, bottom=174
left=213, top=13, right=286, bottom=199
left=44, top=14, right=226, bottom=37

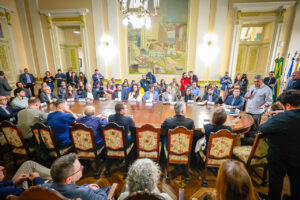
left=68, top=165, right=84, bottom=177
left=0, top=99, right=7, bottom=101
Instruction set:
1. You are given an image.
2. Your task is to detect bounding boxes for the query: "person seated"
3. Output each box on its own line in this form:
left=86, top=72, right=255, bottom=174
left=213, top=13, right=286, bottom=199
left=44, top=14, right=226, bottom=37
left=43, top=71, right=55, bottom=91
left=76, top=81, right=85, bottom=98
left=11, top=88, right=28, bottom=109
left=78, top=72, right=87, bottom=87
left=184, top=88, right=194, bottom=102
left=38, top=82, right=48, bottom=99
left=267, top=103, right=284, bottom=118
left=171, top=82, right=181, bottom=99
left=0, top=161, right=51, bottom=199
left=128, top=84, right=142, bottom=101
left=43, top=153, right=110, bottom=200
left=58, top=80, right=67, bottom=99
left=190, top=82, right=201, bottom=101
left=17, top=97, right=48, bottom=145
left=118, top=158, right=172, bottom=200
left=202, top=108, right=232, bottom=154
left=203, top=160, right=256, bottom=200
left=153, top=82, right=162, bottom=96
left=161, top=102, right=194, bottom=144
left=226, top=83, right=241, bottom=99
left=108, top=102, right=135, bottom=147
left=64, top=85, right=78, bottom=100
left=68, top=72, right=78, bottom=88
left=47, top=100, right=77, bottom=149
left=40, top=86, right=58, bottom=103
left=113, top=84, right=128, bottom=100
left=144, top=85, right=159, bottom=101
left=202, top=86, right=220, bottom=104
left=103, top=80, right=116, bottom=99
left=92, top=82, right=104, bottom=99
left=81, top=84, right=96, bottom=100
left=77, top=106, right=107, bottom=149
left=0, top=95, right=20, bottom=123
left=209, top=82, right=220, bottom=95
left=14, top=82, right=31, bottom=98
left=137, top=82, right=145, bottom=98
left=224, top=88, right=245, bottom=110
left=162, top=85, right=178, bottom=103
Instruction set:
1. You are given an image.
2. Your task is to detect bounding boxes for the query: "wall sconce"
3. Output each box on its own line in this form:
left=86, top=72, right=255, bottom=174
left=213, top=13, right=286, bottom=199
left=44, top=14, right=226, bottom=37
left=197, top=34, right=219, bottom=64
left=98, top=35, right=117, bottom=62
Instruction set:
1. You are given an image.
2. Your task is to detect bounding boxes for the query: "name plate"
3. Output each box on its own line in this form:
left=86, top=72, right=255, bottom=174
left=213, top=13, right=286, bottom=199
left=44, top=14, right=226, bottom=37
left=67, top=98, right=75, bottom=102
left=79, top=98, right=86, bottom=102
left=207, top=102, right=215, bottom=105
left=187, top=100, right=194, bottom=104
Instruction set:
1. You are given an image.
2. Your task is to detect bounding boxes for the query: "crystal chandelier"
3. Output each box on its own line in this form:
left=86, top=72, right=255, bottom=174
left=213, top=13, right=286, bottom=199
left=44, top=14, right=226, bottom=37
left=118, top=0, right=160, bottom=29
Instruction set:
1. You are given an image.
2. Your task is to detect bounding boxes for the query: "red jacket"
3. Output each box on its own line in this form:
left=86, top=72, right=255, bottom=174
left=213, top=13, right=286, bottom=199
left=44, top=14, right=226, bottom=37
left=180, top=77, right=190, bottom=91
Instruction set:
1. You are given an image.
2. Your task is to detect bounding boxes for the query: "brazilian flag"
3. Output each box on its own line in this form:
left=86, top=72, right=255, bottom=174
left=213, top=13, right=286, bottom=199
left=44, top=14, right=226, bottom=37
left=273, top=57, right=284, bottom=102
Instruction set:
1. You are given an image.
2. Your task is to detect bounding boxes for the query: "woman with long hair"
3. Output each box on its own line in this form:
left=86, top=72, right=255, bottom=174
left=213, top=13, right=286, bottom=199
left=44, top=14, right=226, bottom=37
left=104, top=80, right=116, bottom=99
left=128, top=84, right=142, bottom=101
left=137, top=82, right=145, bottom=98
left=180, top=72, right=190, bottom=93
left=234, top=73, right=242, bottom=85
left=64, top=85, right=78, bottom=99
left=160, top=79, right=167, bottom=93
left=204, top=160, right=256, bottom=200
left=122, top=79, right=130, bottom=93
left=78, top=72, right=87, bottom=86
left=184, top=88, right=194, bottom=102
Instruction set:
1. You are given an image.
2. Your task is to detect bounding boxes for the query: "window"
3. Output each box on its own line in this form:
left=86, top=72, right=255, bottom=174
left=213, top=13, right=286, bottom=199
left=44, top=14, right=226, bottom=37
left=240, top=26, right=263, bottom=42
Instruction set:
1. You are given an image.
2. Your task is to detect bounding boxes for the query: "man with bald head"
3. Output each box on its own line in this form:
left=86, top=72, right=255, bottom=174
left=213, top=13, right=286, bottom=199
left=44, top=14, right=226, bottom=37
left=76, top=106, right=108, bottom=149
left=285, top=71, right=300, bottom=90
left=291, top=71, right=300, bottom=90
left=40, top=86, right=58, bottom=103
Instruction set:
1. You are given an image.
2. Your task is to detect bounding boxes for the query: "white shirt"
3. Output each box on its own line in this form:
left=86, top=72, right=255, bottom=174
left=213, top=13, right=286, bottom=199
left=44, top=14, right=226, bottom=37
left=47, top=94, right=52, bottom=103
left=118, top=91, right=122, bottom=99
left=87, top=92, right=94, bottom=99
left=128, top=92, right=142, bottom=101
left=149, top=92, right=153, bottom=100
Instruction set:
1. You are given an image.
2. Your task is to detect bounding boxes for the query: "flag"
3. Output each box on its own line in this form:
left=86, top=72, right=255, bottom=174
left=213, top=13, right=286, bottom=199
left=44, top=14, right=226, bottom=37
left=295, top=57, right=300, bottom=72
left=287, top=57, right=295, bottom=79
left=273, top=57, right=284, bottom=102
left=273, top=58, right=280, bottom=75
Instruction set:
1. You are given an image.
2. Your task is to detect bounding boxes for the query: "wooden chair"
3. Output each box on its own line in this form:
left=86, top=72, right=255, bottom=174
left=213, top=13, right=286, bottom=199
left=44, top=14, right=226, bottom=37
left=136, top=124, right=160, bottom=161
left=200, top=129, right=236, bottom=187
left=31, top=122, right=72, bottom=158
left=165, top=126, right=194, bottom=184
left=233, top=133, right=268, bottom=185
left=69, top=123, right=105, bottom=178
left=102, top=122, right=134, bottom=177
left=0, top=120, right=35, bottom=167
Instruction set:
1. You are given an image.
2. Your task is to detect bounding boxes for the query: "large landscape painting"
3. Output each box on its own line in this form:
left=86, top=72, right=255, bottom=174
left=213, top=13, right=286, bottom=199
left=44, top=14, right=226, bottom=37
left=127, top=0, right=189, bottom=75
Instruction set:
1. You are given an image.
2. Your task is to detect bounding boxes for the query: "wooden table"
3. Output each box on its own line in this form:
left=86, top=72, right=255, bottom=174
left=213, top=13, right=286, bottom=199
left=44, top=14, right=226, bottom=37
left=45, top=100, right=254, bottom=134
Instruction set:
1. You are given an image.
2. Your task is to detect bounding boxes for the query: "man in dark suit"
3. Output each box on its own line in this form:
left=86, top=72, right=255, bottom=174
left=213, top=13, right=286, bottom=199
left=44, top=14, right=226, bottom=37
left=66, top=67, right=73, bottom=84
left=108, top=102, right=135, bottom=147
left=188, top=71, right=198, bottom=86
left=0, top=95, right=20, bottom=123
left=0, top=71, right=12, bottom=96
left=201, top=86, right=220, bottom=104
left=263, top=71, right=276, bottom=89
left=19, top=68, right=36, bottom=96
left=224, top=88, right=245, bottom=110
left=260, top=90, right=300, bottom=200
left=113, top=84, right=128, bottom=100
left=43, top=153, right=110, bottom=200
left=39, top=86, right=58, bottom=103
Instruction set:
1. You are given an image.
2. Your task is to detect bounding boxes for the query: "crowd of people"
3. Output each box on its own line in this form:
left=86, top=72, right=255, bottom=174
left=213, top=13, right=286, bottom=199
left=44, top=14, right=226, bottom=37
left=0, top=66, right=300, bottom=200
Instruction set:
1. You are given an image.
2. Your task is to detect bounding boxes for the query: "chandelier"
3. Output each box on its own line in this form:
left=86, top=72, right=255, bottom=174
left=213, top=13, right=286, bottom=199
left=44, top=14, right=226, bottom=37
left=118, top=0, right=160, bottom=29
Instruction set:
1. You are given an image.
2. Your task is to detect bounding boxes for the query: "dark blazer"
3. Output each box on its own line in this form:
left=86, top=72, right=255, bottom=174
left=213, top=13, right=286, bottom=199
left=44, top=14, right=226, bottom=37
left=67, top=76, right=78, bottom=87
left=40, top=92, right=58, bottom=103
left=92, top=87, right=104, bottom=99
left=161, top=115, right=195, bottom=132
left=201, top=92, right=220, bottom=103
left=14, top=88, right=31, bottom=98
left=81, top=90, right=97, bottom=99
left=224, top=95, right=245, bottom=110
left=113, top=90, right=128, bottom=100
left=43, top=183, right=109, bottom=200
left=0, top=105, right=20, bottom=122
left=19, top=73, right=35, bottom=85
left=0, top=77, right=12, bottom=96
left=264, top=77, right=276, bottom=88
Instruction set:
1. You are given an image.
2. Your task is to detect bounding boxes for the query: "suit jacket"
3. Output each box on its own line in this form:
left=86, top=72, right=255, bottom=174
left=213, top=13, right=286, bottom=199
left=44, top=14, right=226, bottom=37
left=92, top=87, right=104, bottom=99
left=201, top=92, right=220, bottom=104
left=144, top=91, right=159, bottom=101
left=40, top=92, right=58, bottom=103
left=224, top=95, right=245, bottom=110
left=0, top=77, right=12, bottom=96
left=58, top=87, right=66, bottom=99
left=162, top=92, right=178, bottom=102
left=161, top=115, right=195, bottom=132
left=19, top=73, right=35, bottom=85
left=43, top=183, right=109, bottom=200
left=113, top=90, right=128, bottom=100
left=0, top=105, right=20, bottom=122
left=264, top=77, right=276, bottom=89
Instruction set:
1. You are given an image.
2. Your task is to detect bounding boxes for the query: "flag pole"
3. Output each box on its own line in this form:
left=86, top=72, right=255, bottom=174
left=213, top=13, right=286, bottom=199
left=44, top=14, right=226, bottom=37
left=281, top=52, right=290, bottom=90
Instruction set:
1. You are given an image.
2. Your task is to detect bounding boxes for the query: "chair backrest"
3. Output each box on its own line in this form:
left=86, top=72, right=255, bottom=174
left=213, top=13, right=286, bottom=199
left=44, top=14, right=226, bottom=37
left=247, top=133, right=269, bottom=166
left=69, top=123, right=96, bottom=151
left=124, top=190, right=165, bottom=200
left=0, top=120, right=25, bottom=148
left=31, top=122, right=56, bottom=150
left=207, top=129, right=236, bottom=161
left=136, top=124, right=160, bottom=160
left=102, top=122, right=125, bottom=151
left=168, top=126, right=194, bottom=164
left=6, top=185, right=70, bottom=200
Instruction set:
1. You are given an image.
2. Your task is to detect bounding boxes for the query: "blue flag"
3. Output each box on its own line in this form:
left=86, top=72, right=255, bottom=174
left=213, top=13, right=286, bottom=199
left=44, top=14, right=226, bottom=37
left=287, top=57, right=295, bottom=79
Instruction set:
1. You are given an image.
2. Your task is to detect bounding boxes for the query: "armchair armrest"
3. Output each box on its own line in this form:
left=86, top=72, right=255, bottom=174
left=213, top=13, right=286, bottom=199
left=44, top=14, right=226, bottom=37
left=107, top=183, right=118, bottom=200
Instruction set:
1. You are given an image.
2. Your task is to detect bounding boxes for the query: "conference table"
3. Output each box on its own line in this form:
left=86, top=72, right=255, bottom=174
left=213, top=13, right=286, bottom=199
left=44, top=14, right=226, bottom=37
left=45, top=100, right=254, bottom=135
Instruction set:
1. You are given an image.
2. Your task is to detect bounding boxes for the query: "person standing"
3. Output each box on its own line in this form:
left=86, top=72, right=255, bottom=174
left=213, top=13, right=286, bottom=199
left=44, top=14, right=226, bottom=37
left=240, top=73, right=249, bottom=97
left=220, top=72, right=232, bottom=93
left=188, top=71, right=198, bottom=86
left=180, top=72, right=190, bottom=93
left=245, top=74, right=272, bottom=132
left=260, top=90, right=300, bottom=200
left=0, top=71, right=12, bottom=96
left=43, top=71, right=55, bottom=91
left=55, top=69, right=66, bottom=88
left=263, top=71, right=276, bottom=89
left=66, top=67, right=73, bottom=84
left=140, top=74, right=150, bottom=92
left=20, top=68, right=36, bottom=96
left=92, top=69, right=104, bottom=87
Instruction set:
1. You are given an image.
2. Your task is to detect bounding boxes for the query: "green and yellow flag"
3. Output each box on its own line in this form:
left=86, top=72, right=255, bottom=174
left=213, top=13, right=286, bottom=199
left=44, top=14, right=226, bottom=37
left=273, top=57, right=284, bottom=102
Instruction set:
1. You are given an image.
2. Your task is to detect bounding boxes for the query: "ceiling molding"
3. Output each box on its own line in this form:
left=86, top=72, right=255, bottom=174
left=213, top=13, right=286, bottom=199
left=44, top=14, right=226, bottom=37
left=233, top=1, right=296, bottom=12
left=40, top=8, right=89, bottom=17
left=0, top=4, right=16, bottom=12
